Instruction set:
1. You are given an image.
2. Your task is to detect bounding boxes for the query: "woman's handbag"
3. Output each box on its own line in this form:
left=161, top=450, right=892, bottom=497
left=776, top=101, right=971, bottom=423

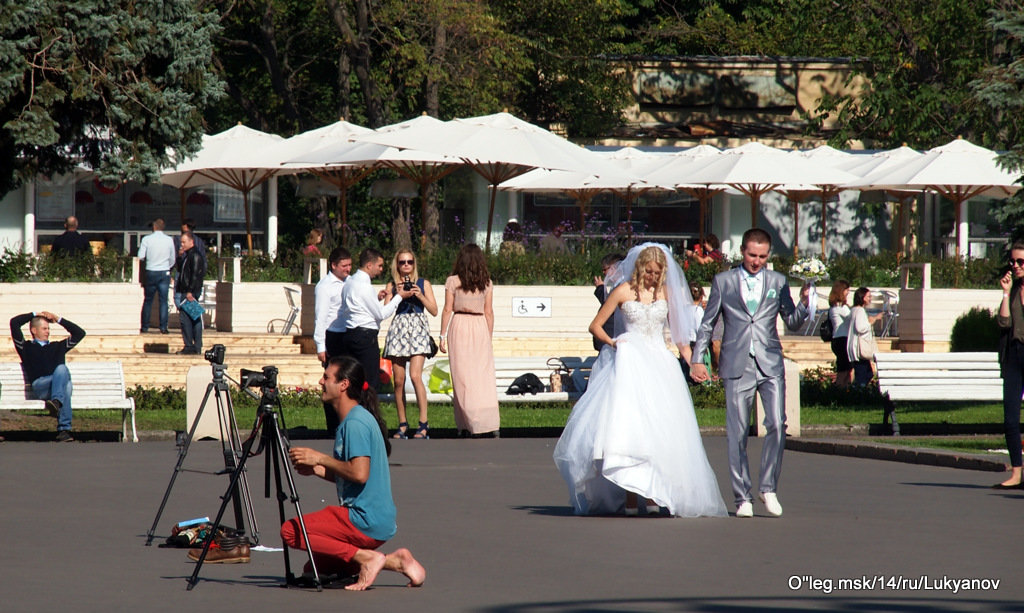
left=427, top=336, right=439, bottom=359
left=858, top=333, right=877, bottom=360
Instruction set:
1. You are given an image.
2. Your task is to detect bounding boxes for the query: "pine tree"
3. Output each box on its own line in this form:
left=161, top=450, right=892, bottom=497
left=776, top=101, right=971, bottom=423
left=0, top=0, right=224, bottom=195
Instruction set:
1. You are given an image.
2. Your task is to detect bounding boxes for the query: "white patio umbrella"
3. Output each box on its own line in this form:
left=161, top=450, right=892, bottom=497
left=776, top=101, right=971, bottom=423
left=162, top=124, right=293, bottom=252
left=680, top=141, right=856, bottom=229
left=849, top=138, right=1021, bottom=259
left=357, top=111, right=625, bottom=249
left=777, top=146, right=857, bottom=258
left=274, top=119, right=374, bottom=245
left=498, top=154, right=669, bottom=245
left=289, top=114, right=461, bottom=247
left=637, top=145, right=724, bottom=243
left=838, top=145, right=924, bottom=257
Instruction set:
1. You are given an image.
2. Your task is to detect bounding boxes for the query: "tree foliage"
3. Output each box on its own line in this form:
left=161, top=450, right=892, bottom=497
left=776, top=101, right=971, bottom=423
left=971, top=5, right=1024, bottom=243
left=0, top=0, right=223, bottom=194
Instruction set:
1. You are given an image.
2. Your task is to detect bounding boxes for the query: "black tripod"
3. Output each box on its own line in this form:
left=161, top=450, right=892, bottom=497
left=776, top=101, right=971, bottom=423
left=187, top=376, right=321, bottom=591
left=146, top=361, right=259, bottom=546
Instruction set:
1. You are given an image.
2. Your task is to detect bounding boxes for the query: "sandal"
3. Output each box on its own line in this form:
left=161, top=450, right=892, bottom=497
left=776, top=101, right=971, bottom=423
left=412, top=421, right=429, bottom=439
left=392, top=422, right=409, bottom=439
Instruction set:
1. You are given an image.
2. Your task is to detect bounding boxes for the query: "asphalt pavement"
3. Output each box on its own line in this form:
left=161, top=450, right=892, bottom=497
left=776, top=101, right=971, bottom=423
left=1, top=435, right=1020, bottom=612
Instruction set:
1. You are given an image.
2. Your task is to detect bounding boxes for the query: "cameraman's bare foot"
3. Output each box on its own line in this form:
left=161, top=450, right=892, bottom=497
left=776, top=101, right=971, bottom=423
left=346, top=550, right=386, bottom=591
left=386, top=548, right=426, bottom=587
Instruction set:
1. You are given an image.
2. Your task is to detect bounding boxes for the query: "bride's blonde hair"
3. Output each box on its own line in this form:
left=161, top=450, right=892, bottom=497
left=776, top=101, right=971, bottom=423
left=630, top=245, right=666, bottom=299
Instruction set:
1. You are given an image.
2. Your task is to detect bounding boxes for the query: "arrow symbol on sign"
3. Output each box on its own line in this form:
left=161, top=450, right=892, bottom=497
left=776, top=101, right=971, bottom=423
left=537, top=303, right=546, bottom=311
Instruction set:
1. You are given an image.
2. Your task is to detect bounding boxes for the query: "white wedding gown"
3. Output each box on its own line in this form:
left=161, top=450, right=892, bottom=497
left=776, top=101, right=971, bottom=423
left=553, top=300, right=727, bottom=517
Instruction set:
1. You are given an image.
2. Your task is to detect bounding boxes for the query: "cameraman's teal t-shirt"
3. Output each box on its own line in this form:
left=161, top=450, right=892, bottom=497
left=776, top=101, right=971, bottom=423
left=334, top=405, right=396, bottom=541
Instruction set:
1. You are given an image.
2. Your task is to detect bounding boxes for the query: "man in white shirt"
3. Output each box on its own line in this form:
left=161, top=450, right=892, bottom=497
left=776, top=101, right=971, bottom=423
left=338, top=248, right=414, bottom=391
left=138, top=218, right=177, bottom=334
left=315, top=246, right=352, bottom=432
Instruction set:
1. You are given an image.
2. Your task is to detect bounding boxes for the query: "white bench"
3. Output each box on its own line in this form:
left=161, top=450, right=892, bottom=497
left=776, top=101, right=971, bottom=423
left=0, top=361, right=138, bottom=442
left=379, top=356, right=595, bottom=404
left=875, top=351, right=1001, bottom=435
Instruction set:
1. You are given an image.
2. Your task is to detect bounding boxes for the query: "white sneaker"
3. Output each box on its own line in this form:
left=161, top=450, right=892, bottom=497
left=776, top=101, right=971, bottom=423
left=735, top=501, right=753, bottom=518
left=759, top=492, right=783, bottom=517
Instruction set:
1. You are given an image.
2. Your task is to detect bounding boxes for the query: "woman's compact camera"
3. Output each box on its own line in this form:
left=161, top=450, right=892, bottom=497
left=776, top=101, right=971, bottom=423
left=403, top=276, right=414, bottom=292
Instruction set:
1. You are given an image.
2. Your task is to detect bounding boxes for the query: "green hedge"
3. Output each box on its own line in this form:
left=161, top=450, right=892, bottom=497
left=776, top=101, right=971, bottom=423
left=0, top=245, right=1011, bottom=288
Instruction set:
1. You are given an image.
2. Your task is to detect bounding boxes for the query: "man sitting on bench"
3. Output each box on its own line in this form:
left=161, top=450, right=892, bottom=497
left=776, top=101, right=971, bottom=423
left=10, top=311, right=86, bottom=442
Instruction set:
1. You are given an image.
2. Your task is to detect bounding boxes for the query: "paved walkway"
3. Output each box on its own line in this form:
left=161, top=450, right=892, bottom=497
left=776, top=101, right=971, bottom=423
left=1, top=436, right=1020, bottom=612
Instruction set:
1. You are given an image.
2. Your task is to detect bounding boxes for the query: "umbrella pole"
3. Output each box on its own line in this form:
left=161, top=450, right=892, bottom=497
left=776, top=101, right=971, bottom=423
left=243, top=191, right=253, bottom=253
left=699, top=191, right=707, bottom=246
left=341, top=187, right=349, bottom=247
left=420, top=182, right=429, bottom=250
left=820, top=199, right=826, bottom=259
left=793, top=199, right=799, bottom=259
left=485, top=185, right=497, bottom=253
left=179, top=188, right=187, bottom=224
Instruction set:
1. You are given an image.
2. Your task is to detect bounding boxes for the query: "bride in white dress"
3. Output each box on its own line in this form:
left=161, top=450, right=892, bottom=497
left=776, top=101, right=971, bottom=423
left=554, top=243, right=727, bottom=518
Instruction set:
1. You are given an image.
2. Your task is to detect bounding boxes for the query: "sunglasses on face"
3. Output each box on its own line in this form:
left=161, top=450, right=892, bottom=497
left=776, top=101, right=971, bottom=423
left=398, top=259, right=415, bottom=265
left=1010, top=258, right=1024, bottom=267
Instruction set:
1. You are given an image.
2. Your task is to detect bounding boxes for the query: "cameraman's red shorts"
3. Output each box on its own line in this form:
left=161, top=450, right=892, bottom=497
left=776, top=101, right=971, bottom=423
left=281, top=506, right=385, bottom=570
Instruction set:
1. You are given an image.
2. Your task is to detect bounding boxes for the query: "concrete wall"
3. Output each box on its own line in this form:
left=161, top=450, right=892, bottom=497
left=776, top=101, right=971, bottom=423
left=0, top=282, right=143, bottom=335
left=0, top=281, right=999, bottom=354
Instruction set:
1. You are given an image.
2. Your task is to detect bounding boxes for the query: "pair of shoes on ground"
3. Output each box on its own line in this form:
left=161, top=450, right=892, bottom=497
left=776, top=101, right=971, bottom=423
left=176, top=348, right=200, bottom=355
left=187, top=535, right=251, bottom=564
left=55, top=430, right=74, bottom=443
left=140, top=329, right=170, bottom=334
left=991, top=480, right=1024, bottom=490
left=392, top=421, right=430, bottom=440
left=736, top=492, right=783, bottom=518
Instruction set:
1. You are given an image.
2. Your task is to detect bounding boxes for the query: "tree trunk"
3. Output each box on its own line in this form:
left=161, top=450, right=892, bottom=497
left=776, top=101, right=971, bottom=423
left=421, top=183, right=441, bottom=252
left=325, top=0, right=386, bottom=127
left=337, top=50, right=351, bottom=121
left=392, top=197, right=413, bottom=252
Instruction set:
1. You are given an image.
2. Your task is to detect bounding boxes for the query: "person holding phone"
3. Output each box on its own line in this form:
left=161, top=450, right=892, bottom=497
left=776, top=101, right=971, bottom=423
left=995, top=241, right=1024, bottom=489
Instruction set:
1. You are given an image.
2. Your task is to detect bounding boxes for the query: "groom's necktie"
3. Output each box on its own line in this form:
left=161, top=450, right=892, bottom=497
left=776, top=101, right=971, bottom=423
left=745, top=274, right=760, bottom=313
left=745, top=273, right=760, bottom=357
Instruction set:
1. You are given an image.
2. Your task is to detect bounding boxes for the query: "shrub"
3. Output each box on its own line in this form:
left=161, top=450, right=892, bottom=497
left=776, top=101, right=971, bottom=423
left=950, top=307, right=1000, bottom=352
left=690, top=378, right=726, bottom=409
left=0, top=248, right=32, bottom=282
left=800, top=366, right=884, bottom=406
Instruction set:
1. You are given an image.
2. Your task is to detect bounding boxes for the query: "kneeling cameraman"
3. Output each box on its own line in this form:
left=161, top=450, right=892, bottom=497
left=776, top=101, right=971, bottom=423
left=283, top=356, right=425, bottom=590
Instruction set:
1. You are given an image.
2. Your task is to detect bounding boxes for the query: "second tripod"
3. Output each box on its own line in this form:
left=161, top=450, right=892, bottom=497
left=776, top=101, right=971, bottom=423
left=146, top=348, right=259, bottom=546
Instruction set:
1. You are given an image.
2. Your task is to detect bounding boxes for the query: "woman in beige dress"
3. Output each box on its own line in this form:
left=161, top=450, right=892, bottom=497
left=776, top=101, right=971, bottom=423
left=439, top=244, right=499, bottom=437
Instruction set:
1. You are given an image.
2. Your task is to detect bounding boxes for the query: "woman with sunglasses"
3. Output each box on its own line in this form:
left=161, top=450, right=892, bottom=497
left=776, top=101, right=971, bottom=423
left=382, top=250, right=437, bottom=439
left=995, top=243, right=1024, bottom=489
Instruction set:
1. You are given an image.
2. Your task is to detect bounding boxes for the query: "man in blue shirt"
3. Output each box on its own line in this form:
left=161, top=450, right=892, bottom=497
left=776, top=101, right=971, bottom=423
left=283, top=356, right=425, bottom=590
left=138, top=218, right=177, bottom=334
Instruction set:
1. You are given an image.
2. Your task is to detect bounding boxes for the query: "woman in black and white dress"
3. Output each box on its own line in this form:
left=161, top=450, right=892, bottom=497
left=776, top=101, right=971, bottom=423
left=383, top=249, right=437, bottom=439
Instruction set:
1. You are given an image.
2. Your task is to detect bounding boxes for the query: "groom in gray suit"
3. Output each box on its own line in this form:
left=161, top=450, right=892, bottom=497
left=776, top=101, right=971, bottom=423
left=690, top=228, right=810, bottom=518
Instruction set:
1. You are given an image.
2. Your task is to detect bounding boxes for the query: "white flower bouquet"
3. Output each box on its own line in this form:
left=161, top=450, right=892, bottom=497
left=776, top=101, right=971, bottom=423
left=789, top=257, right=828, bottom=282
